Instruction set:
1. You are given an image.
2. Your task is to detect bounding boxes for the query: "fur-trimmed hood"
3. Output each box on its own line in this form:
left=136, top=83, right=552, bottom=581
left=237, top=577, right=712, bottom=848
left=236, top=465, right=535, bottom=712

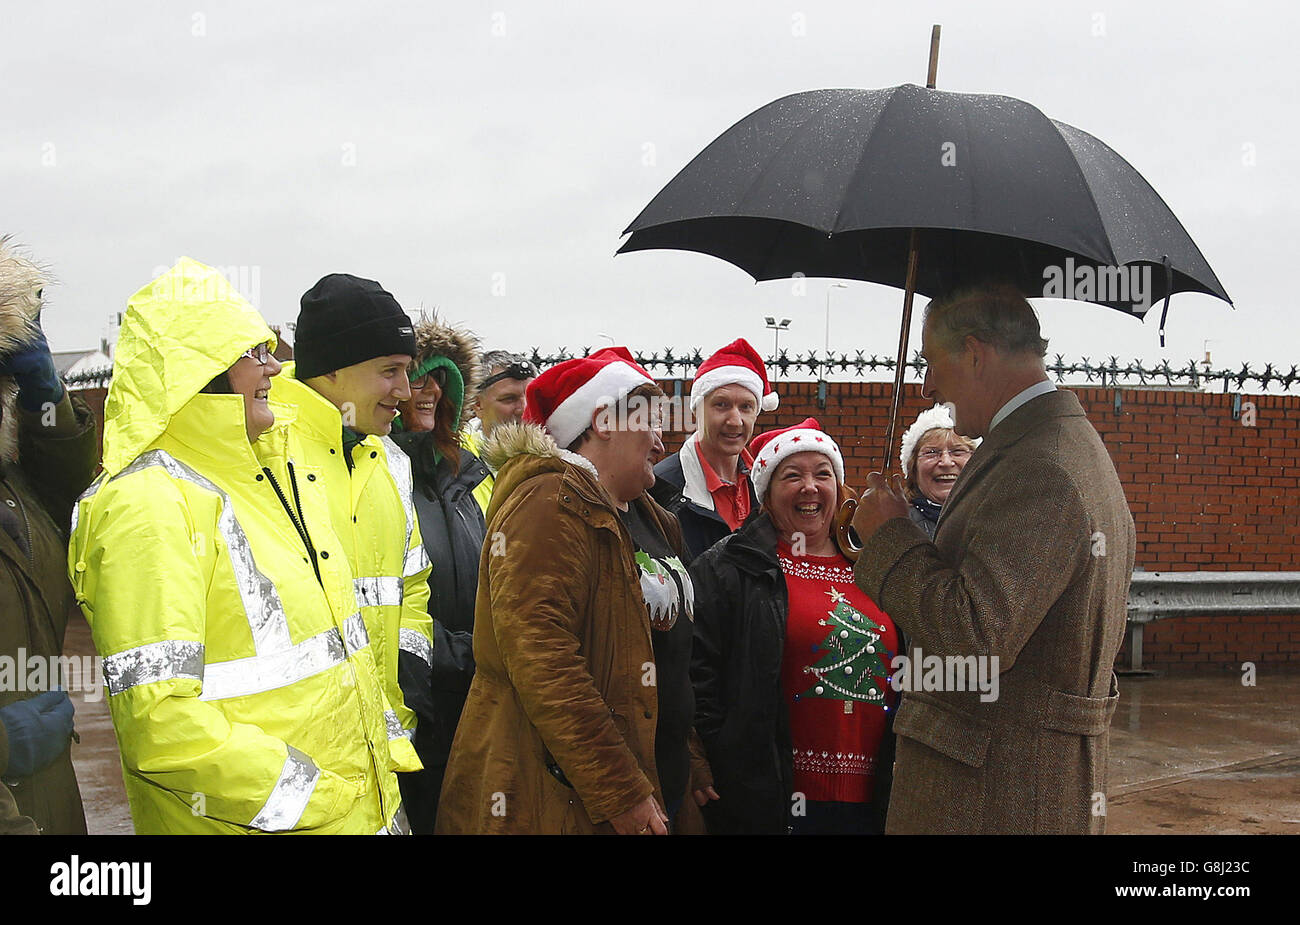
left=479, top=420, right=603, bottom=523
left=410, top=313, right=481, bottom=430
left=0, top=236, right=50, bottom=461
left=481, top=420, right=598, bottom=480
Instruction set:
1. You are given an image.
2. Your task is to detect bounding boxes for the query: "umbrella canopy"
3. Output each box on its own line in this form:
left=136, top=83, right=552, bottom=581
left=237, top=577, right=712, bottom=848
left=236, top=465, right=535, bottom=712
left=619, top=84, right=1230, bottom=316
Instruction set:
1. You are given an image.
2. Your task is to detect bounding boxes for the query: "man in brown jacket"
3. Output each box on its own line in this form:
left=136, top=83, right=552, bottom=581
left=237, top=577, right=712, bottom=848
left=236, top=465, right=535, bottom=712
left=437, top=349, right=676, bottom=834
left=852, top=285, right=1134, bottom=834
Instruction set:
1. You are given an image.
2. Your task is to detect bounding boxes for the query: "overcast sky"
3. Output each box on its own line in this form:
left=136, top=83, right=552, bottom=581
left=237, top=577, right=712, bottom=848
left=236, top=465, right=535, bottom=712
left=5, top=0, right=1296, bottom=381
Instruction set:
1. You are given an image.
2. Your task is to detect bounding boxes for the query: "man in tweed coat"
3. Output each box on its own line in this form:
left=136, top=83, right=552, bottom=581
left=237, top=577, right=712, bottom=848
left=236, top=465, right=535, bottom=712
left=851, top=285, right=1134, bottom=834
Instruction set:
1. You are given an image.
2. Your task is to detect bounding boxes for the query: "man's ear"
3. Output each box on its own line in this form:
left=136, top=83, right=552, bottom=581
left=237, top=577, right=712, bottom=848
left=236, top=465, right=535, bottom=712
left=590, top=404, right=615, bottom=441
left=963, top=335, right=989, bottom=374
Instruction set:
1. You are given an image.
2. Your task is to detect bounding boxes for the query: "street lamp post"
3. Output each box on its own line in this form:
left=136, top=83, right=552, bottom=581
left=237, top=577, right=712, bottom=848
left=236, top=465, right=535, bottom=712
left=764, top=316, right=791, bottom=360
left=823, top=283, right=848, bottom=377
left=819, top=284, right=847, bottom=408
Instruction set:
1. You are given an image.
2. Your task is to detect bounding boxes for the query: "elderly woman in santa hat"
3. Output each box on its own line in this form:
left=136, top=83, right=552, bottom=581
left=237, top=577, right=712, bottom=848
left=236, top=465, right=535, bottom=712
left=690, top=418, right=898, bottom=835
left=436, top=348, right=694, bottom=835
left=651, top=338, right=778, bottom=563
left=899, top=404, right=981, bottom=539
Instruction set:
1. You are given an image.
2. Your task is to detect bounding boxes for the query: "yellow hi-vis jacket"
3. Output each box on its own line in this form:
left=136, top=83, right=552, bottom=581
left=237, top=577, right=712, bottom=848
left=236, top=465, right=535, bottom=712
left=68, top=258, right=411, bottom=834
left=270, top=367, right=434, bottom=746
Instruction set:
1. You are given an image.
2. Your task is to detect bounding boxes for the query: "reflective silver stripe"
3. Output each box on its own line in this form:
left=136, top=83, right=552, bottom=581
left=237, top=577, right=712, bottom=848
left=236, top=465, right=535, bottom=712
left=200, top=627, right=346, bottom=702
left=354, top=576, right=403, bottom=608
left=251, top=746, right=319, bottom=832
left=111, top=450, right=293, bottom=654
left=379, top=435, right=416, bottom=562
left=404, top=544, right=430, bottom=578
left=70, top=473, right=108, bottom=536
left=399, top=628, right=433, bottom=669
left=103, top=640, right=205, bottom=695
left=387, top=804, right=411, bottom=835
left=342, top=612, right=370, bottom=655
left=384, top=709, right=411, bottom=741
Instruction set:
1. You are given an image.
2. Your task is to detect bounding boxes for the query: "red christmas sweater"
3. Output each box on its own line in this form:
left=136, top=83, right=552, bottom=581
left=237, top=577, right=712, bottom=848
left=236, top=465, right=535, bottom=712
left=778, top=542, right=899, bottom=804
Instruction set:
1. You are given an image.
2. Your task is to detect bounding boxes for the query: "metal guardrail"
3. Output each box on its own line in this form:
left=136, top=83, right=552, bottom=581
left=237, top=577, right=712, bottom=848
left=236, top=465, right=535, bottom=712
left=1124, top=571, right=1300, bottom=671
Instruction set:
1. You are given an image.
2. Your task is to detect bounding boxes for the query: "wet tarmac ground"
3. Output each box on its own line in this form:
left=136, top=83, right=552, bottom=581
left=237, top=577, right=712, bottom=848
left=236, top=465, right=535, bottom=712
left=61, top=615, right=1300, bottom=835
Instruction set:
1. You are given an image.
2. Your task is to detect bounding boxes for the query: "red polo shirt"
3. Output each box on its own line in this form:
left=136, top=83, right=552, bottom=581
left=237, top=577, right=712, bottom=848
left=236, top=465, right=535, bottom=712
left=694, top=443, right=754, bottom=531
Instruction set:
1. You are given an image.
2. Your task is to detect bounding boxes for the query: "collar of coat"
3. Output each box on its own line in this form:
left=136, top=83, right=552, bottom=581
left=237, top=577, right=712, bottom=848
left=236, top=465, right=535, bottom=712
left=939, top=388, right=1088, bottom=527
left=273, top=365, right=385, bottom=456
left=677, top=432, right=714, bottom=510
left=481, top=420, right=606, bottom=514
left=391, top=428, right=489, bottom=498
left=701, top=509, right=784, bottom=579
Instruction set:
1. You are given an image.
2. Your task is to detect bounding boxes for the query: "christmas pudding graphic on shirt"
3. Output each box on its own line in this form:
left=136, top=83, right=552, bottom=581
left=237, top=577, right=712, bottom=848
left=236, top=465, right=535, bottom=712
left=632, top=550, right=694, bottom=631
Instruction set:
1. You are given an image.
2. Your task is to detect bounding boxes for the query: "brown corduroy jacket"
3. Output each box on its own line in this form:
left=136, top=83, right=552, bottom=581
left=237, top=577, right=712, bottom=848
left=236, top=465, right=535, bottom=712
left=436, top=423, right=672, bottom=833
left=855, top=388, right=1134, bottom=834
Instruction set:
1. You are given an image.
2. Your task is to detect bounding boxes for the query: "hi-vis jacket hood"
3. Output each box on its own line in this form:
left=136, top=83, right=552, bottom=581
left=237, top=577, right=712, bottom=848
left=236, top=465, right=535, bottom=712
left=100, top=257, right=275, bottom=477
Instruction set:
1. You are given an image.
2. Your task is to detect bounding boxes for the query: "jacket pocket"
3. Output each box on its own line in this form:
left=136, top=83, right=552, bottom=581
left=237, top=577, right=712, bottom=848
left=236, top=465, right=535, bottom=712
left=1041, top=673, right=1120, bottom=737
left=893, top=697, right=991, bottom=768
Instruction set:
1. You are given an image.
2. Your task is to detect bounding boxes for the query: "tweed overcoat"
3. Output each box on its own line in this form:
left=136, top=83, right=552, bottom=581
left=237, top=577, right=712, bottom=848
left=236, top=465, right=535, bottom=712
left=854, top=389, right=1134, bottom=834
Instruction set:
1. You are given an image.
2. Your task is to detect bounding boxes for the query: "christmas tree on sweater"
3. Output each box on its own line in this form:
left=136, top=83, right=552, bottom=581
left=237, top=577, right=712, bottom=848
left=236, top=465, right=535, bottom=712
left=800, top=588, right=890, bottom=713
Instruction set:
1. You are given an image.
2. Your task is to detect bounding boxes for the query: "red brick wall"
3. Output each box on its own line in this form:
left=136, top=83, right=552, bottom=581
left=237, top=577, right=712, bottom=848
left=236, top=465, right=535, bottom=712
left=659, top=379, right=1300, bottom=670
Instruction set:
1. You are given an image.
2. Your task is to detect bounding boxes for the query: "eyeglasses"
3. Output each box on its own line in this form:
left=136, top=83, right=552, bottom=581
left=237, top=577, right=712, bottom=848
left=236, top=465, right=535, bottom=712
left=410, top=366, right=449, bottom=391
left=241, top=342, right=273, bottom=365
left=481, top=361, right=537, bottom=389
left=918, top=446, right=972, bottom=463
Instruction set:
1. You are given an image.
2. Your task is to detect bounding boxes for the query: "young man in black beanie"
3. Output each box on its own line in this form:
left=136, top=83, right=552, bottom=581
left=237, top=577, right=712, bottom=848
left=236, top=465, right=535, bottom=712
left=274, top=274, right=435, bottom=831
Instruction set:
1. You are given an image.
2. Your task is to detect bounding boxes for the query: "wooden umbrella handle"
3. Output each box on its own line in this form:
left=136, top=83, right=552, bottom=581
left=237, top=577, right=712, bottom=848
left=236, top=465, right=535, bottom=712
left=833, top=501, right=863, bottom=562
left=833, top=482, right=863, bottom=562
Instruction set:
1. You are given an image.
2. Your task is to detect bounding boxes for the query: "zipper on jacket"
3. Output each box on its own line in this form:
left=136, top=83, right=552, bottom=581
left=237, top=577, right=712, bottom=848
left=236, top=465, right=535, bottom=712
left=262, top=463, right=322, bottom=586
left=10, top=489, right=35, bottom=564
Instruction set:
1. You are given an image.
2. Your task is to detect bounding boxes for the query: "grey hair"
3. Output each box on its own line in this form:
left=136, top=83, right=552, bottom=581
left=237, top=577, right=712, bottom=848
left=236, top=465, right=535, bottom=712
left=480, top=349, right=528, bottom=376
left=923, top=284, right=1049, bottom=358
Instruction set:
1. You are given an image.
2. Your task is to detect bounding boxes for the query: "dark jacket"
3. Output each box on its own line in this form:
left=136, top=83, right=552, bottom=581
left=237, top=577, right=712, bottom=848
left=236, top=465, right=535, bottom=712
left=1, top=394, right=95, bottom=834
left=391, top=315, right=490, bottom=834
left=651, top=438, right=758, bottom=564
left=690, top=512, right=895, bottom=835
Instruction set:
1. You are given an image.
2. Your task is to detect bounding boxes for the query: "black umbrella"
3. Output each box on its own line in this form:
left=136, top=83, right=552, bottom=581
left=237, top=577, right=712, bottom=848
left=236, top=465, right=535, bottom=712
left=619, top=83, right=1230, bottom=317
left=618, top=70, right=1232, bottom=484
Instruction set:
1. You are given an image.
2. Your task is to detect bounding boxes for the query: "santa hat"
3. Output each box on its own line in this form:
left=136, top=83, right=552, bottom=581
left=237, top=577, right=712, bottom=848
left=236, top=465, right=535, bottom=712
left=749, top=417, right=845, bottom=501
left=524, top=347, right=656, bottom=449
left=690, top=338, right=779, bottom=413
left=899, top=403, right=981, bottom=474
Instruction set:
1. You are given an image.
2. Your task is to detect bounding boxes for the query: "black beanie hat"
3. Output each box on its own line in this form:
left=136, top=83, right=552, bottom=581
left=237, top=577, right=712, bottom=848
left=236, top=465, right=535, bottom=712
left=295, top=273, right=417, bottom=379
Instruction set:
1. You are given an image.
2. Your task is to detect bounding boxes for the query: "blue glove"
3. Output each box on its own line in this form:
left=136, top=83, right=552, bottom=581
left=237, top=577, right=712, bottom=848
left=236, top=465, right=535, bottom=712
left=0, top=321, right=64, bottom=411
left=0, top=690, right=75, bottom=779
